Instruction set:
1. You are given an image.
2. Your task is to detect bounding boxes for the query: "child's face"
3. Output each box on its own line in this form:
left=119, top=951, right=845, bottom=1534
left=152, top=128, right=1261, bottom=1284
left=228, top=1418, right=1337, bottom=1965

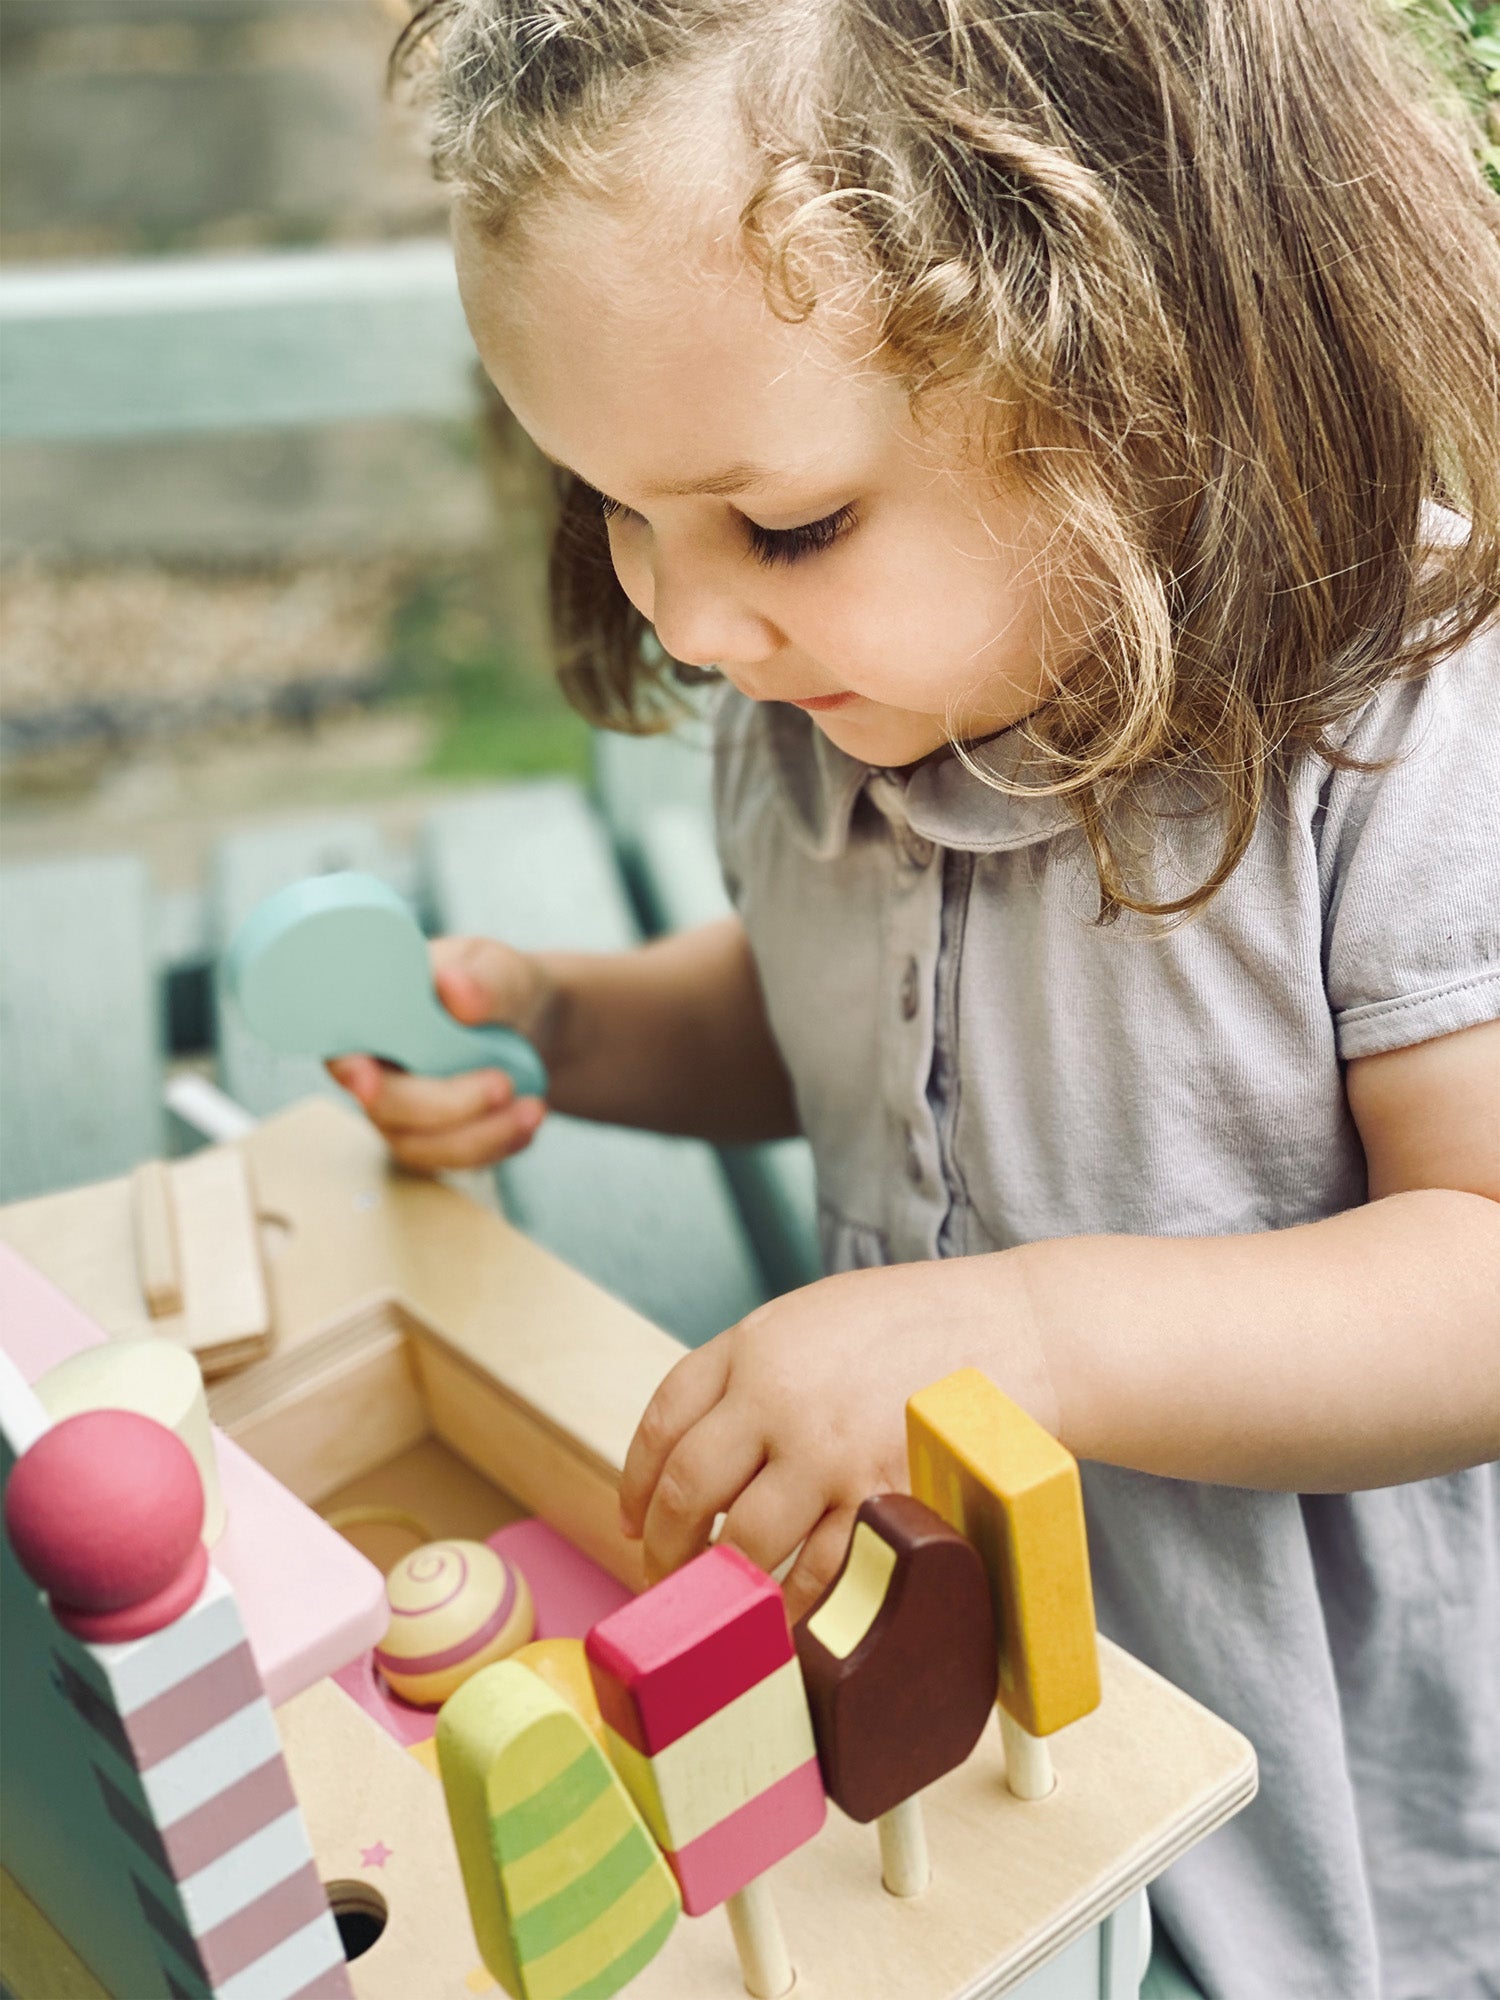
left=456, top=198, right=1081, bottom=768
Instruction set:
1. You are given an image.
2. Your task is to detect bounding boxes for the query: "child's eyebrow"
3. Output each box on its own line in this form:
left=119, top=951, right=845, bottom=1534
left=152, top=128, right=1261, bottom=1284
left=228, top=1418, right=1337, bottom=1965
left=637, top=462, right=771, bottom=498
left=536, top=447, right=773, bottom=500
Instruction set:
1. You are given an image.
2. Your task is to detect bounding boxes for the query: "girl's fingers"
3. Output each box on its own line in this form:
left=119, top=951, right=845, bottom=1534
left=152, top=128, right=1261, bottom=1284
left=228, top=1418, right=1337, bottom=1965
left=715, top=1460, right=829, bottom=1583
left=431, top=935, right=537, bottom=1029
left=780, top=1503, right=861, bottom=1625
left=326, top=1055, right=383, bottom=1103
left=386, top=1099, right=546, bottom=1173
left=330, top=1059, right=515, bottom=1134
left=619, top=1341, right=733, bottom=1541
left=637, top=1408, right=767, bottom=1584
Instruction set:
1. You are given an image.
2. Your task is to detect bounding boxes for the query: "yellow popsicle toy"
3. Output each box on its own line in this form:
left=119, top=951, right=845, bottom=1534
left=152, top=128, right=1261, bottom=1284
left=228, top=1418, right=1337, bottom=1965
left=437, top=1660, right=681, bottom=2000
left=906, top=1368, right=1100, bottom=1798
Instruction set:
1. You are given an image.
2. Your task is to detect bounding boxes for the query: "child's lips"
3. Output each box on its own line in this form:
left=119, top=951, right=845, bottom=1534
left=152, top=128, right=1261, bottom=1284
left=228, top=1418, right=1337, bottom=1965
left=788, top=691, right=858, bottom=712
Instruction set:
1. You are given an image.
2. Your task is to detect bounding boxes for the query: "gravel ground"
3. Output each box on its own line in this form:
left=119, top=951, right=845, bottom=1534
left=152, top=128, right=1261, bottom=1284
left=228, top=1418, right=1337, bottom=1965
left=0, top=559, right=404, bottom=723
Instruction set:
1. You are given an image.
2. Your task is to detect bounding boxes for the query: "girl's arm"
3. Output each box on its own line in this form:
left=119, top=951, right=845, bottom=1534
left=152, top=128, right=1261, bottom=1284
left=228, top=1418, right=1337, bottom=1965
left=331, top=916, right=800, bottom=1171
left=620, top=1016, right=1500, bottom=1617
left=537, top=916, right=800, bottom=1140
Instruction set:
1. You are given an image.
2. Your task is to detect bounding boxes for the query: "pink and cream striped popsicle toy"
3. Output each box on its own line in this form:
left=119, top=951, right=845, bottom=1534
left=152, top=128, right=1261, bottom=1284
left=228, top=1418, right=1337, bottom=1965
left=586, top=1544, right=826, bottom=1997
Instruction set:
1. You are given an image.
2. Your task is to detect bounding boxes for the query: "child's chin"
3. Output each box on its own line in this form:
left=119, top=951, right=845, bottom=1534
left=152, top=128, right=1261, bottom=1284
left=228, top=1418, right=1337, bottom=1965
left=808, top=703, right=948, bottom=769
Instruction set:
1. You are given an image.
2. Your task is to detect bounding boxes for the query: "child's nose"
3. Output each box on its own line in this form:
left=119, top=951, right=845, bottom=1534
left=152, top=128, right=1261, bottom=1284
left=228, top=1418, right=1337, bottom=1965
left=648, top=558, right=781, bottom=674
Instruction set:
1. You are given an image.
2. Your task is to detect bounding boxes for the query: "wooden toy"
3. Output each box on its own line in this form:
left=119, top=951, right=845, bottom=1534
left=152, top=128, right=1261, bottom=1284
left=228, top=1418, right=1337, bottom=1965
left=0, top=1241, right=388, bottom=1705
left=438, top=1659, right=683, bottom=2000
left=132, top=1159, right=184, bottom=1317
left=336, top=1515, right=629, bottom=1753
left=223, top=868, right=548, bottom=1099
left=0, top=1142, right=269, bottom=1376
left=2, top=1395, right=353, bottom=1999
left=3, top=1103, right=1260, bottom=2000
left=373, top=1537, right=535, bottom=1706
left=275, top=1675, right=493, bottom=1991
left=794, top=1493, right=997, bottom=1896
left=32, top=1334, right=229, bottom=1546
left=907, top=1369, right=1101, bottom=1800
left=586, top=1544, right=826, bottom=1998
left=514, top=1637, right=610, bottom=1750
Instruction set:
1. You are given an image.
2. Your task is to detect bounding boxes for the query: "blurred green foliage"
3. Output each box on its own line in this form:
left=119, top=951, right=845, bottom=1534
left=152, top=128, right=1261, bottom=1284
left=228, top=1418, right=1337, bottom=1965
left=386, top=567, right=592, bottom=780
left=1394, top=0, right=1500, bottom=187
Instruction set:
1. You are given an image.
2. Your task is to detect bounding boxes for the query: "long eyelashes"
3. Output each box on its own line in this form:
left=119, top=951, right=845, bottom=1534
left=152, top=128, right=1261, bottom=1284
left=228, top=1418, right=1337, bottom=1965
left=746, top=503, right=857, bottom=568
left=594, top=489, right=857, bottom=569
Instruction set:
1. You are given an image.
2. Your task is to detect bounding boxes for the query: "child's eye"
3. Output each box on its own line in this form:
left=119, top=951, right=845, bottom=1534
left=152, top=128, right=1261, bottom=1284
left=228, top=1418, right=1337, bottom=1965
left=745, top=504, right=857, bottom=568
left=593, top=486, right=857, bottom=568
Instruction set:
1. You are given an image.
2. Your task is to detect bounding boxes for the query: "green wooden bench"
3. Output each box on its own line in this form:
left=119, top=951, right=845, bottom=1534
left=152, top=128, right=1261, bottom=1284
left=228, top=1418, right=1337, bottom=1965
left=0, top=857, right=164, bottom=1203
left=593, top=728, right=821, bottom=1297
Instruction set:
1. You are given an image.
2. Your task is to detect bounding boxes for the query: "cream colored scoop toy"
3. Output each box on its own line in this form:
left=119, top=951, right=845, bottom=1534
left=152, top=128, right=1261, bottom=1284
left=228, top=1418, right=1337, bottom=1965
left=224, top=870, right=548, bottom=1099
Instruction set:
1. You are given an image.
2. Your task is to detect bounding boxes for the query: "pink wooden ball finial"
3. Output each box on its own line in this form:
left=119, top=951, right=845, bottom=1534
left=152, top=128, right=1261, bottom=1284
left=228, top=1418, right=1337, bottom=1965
left=4, top=1408, right=208, bottom=1641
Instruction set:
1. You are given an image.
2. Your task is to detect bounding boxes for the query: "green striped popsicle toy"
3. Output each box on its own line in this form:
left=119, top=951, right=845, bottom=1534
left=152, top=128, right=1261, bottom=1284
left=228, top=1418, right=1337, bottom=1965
left=437, top=1660, right=681, bottom=2000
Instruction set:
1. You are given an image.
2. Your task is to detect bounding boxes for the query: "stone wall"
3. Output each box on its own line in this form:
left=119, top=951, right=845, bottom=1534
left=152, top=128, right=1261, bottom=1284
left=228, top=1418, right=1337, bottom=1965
left=1, top=0, right=441, bottom=262
left=0, top=0, right=548, bottom=749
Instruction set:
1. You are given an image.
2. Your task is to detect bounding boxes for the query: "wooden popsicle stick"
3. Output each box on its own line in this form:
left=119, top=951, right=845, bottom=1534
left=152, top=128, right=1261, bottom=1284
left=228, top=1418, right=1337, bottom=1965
left=793, top=1495, right=997, bottom=1898
left=877, top=1794, right=931, bottom=1897
left=999, top=1708, right=1056, bottom=1801
left=725, top=1876, right=793, bottom=1999
left=907, top=1371, right=1101, bottom=1802
left=130, top=1160, right=182, bottom=1318
left=586, top=1547, right=825, bottom=1996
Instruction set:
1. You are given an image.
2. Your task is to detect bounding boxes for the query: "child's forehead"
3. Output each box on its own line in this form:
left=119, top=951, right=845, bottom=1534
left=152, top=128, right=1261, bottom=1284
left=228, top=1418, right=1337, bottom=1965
left=454, top=193, right=912, bottom=496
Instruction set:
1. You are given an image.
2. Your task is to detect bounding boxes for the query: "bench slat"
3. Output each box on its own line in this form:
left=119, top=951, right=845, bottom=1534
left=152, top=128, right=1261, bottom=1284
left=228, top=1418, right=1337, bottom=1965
left=594, top=742, right=824, bottom=1298
left=0, top=857, right=163, bottom=1200
left=423, top=784, right=767, bottom=1348
left=0, top=242, right=476, bottom=442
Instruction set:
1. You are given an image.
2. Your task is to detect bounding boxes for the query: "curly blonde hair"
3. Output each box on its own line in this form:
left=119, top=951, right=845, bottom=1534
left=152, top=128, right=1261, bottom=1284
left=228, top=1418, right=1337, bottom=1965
left=396, top=0, right=1500, bottom=917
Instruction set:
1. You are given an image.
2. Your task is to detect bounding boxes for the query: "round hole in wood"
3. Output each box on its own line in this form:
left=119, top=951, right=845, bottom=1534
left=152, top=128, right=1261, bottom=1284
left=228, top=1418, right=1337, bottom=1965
left=324, top=1879, right=389, bottom=1961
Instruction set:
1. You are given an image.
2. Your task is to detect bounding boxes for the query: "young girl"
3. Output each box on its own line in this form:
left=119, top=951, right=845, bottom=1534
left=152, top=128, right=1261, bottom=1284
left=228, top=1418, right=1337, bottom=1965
left=338, top=3, right=1500, bottom=1992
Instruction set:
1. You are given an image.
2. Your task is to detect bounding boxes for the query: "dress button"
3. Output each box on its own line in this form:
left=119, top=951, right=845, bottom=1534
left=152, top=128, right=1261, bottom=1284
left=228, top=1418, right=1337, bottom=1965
left=903, top=835, right=935, bottom=869
left=900, top=956, right=920, bottom=1022
left=904, top=1125, right=924, bottom=1187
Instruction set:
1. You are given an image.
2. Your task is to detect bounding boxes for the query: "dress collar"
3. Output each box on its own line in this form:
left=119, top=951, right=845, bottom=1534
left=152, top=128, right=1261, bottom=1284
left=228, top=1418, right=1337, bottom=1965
left=754, top=695, right=1076, bottom=858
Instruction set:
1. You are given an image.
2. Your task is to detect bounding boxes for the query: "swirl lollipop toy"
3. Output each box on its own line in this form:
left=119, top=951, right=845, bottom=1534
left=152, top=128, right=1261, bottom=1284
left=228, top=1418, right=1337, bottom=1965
left=374, top=1538, right=535, bottom=1708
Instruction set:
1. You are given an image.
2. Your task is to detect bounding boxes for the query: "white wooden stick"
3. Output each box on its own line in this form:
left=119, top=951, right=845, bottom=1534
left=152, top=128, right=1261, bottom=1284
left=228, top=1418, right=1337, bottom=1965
left=725, top=1876, right=793, bottom=1998
left=877, top=1794, right=930, bottom=1896
left=999, top=1707, right=1055, bottom=1800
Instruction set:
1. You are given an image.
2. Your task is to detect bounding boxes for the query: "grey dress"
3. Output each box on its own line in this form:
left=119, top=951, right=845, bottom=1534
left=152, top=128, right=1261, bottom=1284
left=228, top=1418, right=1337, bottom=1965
left=711, top=622, right=1500, bottom=2000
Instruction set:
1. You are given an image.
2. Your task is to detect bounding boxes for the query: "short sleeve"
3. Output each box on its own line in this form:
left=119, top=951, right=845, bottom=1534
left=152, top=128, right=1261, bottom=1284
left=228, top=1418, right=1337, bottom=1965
left=1320, top=624, right=1500, bottom=1061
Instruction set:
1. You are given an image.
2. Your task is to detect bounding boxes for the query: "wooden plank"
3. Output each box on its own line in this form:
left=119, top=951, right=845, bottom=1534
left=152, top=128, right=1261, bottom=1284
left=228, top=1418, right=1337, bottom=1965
left=423, top=785, right=767, bottom=1347
left=591, top=721, right=717, bottom=874
left=129, top=1158, right=182, bottom=1317
left=0, top=242, right=477, bottom=442
left=0, top=856, right=163, bottom=1202
left=0, top=1143, right=270, bottom=1376
left=316, top=1433, right=527, bottom=1574
left=200, top=1100, right=681, bottom=1570
left=209, top=815, right=405, bottom=1117
left=409, top=1330, right=646, bottom=1592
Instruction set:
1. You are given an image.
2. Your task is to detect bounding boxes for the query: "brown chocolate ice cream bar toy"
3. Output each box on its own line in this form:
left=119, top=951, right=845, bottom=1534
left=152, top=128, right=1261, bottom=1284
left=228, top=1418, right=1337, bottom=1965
left=794, top=1493, right=997, bottom=1895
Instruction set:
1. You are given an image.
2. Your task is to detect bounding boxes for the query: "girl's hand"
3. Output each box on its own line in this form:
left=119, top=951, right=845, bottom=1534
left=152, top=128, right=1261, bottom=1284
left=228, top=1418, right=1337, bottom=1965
left=327, top=935, right=559, bottom=1172
left=618, top=1255, right=1058, bottom=1622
